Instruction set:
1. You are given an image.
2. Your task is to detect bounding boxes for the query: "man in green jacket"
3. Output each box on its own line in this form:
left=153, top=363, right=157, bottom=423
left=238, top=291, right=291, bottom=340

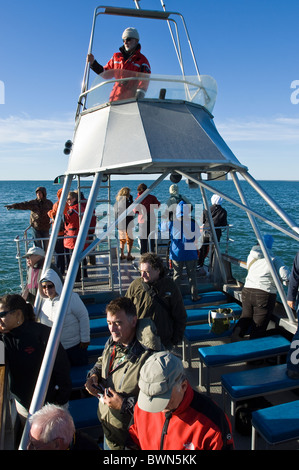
left=85, top=296, right=162, bottom=450
left=126, top=253, right=187, bottom=349
left=5, top=186, right=53, bottom=251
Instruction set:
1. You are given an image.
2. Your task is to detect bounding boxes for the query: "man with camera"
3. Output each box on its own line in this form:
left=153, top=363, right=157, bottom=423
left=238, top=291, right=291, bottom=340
left=85, top=296, right=162, bottom=450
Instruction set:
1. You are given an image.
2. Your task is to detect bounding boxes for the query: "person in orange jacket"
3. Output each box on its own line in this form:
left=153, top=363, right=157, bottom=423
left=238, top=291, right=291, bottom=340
left=48, top=188, right=68, bottom=275
left=87, top=27, right=151, bottom=102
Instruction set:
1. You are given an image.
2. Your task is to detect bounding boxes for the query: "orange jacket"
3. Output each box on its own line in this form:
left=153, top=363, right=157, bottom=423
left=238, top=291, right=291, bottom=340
left=48, top=188, right=68, bottom=236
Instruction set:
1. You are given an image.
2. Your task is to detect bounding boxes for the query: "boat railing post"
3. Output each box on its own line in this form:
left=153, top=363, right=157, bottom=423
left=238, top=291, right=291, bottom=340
left=19, top=173, right=102, bottom=450
left=231, top=171, right=296, bottom=324
left=14, top=236, right=25, bottom=292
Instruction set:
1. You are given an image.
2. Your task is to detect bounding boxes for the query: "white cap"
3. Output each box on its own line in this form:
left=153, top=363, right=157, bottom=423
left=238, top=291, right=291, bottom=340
left=122, top=27, right=139, bottom=41
left=22, top=246, right=45, bottom=258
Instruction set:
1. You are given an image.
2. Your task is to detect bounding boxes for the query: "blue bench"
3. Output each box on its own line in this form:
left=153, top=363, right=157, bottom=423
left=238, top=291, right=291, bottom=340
left=182, top=321, right=235, bottom=366
left=185, top=302, right=242, bottom=324
left=86, top=303, right=108, bottom=318
left=183, top=291, right=227, bottom=307
left=251, top=399, right=299, bottom=449
left=198, top=335, right=290, bottom=394
left=221, top=364, right=299, bottom=430
left=90, top=316, right=108, bottom=335
left=70, top=364, right=92, bottom=389
left=182, top=302, right=242, bottom=365
left=69, top=396, right=99, bottom=429
left=87, top=336, right=108, bottom=358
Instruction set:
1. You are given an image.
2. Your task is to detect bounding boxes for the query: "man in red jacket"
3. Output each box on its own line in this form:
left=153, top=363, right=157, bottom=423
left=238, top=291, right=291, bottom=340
left=133, top=183, right=160, bottom=254
left=87, top=27, right=151, bottom=102
left=128, top=352, right=234, bottom=450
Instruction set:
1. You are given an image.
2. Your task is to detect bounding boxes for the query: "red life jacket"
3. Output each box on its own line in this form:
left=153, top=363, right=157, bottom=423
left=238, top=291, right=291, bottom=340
left=104, top=44, right=151, bottom=101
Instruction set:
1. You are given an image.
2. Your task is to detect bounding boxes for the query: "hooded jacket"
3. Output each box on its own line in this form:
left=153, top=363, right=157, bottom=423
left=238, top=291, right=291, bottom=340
left=64, top=201, right=80, bottom=250
left=244, top=244, right=289, bottom=293
left=8, top=186, right=53, bottom=231
left=88, top=318, right=162, bottom=450
left=37, top=269, right=90, bottom=349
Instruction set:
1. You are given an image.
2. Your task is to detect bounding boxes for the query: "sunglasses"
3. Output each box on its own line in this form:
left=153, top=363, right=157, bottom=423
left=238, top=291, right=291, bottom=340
left=0, top=309, right=16, bottom=318
left=123, top=37, right=135, bottom=43
left=42, top=283, right=55, bottom=290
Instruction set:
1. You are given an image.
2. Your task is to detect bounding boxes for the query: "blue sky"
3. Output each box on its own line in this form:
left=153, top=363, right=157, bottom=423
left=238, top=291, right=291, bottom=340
left=0, top=0, right=298, bottom=181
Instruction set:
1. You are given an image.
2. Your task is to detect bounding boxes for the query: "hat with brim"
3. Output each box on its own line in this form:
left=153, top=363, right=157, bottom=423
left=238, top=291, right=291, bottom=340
left=22, top=246, right=45, bottom=258
left=137, top=352, right=185, bottom=413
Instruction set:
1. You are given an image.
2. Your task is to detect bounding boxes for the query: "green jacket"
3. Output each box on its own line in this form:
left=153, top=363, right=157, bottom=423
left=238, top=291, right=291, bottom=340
left=126, top=276, right=187, bottom=348
left=89, top=318, right=162, bottom=450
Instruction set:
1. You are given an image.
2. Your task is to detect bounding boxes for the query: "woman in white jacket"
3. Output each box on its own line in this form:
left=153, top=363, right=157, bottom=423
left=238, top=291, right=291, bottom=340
left=37, top=268, right=90, bottom=366
left=231, top=234, right=289, bottom=341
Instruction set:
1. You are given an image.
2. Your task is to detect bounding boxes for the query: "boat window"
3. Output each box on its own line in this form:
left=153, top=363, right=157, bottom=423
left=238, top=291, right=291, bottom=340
left=84, top=70, right=217, bottom=114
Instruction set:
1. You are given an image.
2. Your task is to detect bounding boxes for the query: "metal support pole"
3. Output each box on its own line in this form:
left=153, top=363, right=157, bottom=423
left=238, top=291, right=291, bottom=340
left=19, top=172, right=103, bottom=450
left=175, top=170, right=299, bottom=244
left=241, top=171, right=299, bottom=235
left=231, top=172, right=295, bottom=323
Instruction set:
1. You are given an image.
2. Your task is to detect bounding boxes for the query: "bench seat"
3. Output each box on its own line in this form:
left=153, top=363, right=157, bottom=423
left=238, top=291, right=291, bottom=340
left=251, top=399, right=299, bottom=449
left=185, top=302, right=242, bottom=324
left=198, top=335, right=290, bottom=394
left=221, top=364, right=299, bottom=429
left=183, top=291, right=227, bottom=307
left=182, top=321, right=237, bottom=366
left=87, top=336, right=108, bottom=357
left=90, top=316, right=108, bottom=335
left=70, top=364, right=92, bottom=389
left=86, top=303, right=108, bottom=318
left=69, top=397, right=99, bottom=429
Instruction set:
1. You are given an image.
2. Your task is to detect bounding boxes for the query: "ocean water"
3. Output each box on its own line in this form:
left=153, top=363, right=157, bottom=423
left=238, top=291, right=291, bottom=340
left=0, top=179, right=298, bottom=296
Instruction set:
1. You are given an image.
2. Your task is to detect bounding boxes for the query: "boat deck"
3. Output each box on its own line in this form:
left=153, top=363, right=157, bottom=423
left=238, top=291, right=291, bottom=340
left=69, top=256, right=299, bottom=451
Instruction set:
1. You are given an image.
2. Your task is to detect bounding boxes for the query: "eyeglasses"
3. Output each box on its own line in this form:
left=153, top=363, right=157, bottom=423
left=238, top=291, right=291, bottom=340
left=42, top=283, right=55, bottom=290
left=0, top=309, right=15, bottom=318
left=123, top=37, right=135, bottom=43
